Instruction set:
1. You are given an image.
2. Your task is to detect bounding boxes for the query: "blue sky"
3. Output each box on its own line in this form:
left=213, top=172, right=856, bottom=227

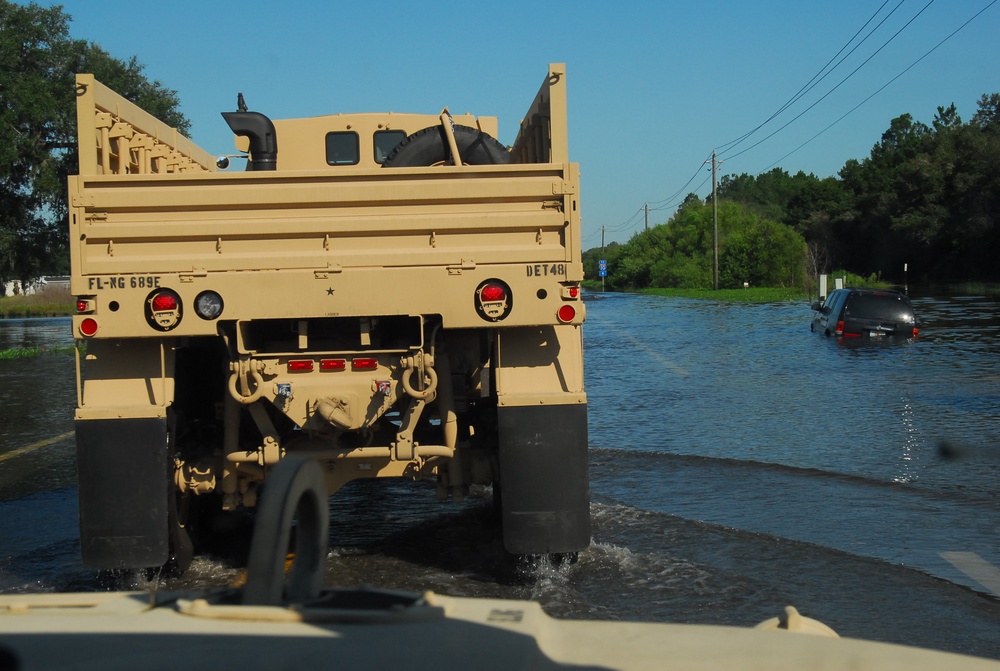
left=43, top=0, right=1000, bottom=249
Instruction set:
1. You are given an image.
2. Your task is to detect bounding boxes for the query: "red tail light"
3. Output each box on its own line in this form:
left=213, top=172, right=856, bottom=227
left=287, top=359, right=314, bottom=372
left=557, top=305, right=577, bottom=323
left=145, top=288, right=183, bottom=331
left=835, top=320, right=845, bottom=335
left=352, top=357, right=378, bottom=371
left=480, top=284, right=506, bottom=302
left=475, top=278, right=513, bottom=322
left=151, top=292, right=178, bottom=311
left=320, top=359, right=347, bottom=371
left=79, top=318, right=98, bottom=337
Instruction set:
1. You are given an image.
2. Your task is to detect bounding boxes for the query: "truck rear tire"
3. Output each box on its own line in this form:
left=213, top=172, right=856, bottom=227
left=382, top=125, right=510, bottom=167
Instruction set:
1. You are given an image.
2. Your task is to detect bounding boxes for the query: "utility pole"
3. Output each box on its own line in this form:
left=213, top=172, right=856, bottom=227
left=644, top=202, right=649, bottom=232
left=711, top=149, right=719, bottom=291
left=601, top=225, right=605, bottom=253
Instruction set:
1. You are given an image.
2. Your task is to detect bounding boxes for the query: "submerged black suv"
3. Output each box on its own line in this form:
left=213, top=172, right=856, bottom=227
left=810, top=288, right=919, bottom=339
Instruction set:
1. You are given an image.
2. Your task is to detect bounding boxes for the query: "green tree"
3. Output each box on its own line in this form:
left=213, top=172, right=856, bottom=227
left=834, top=100, right=1000, bottom=282
left=720, top=216, right=806, bottom=289
left=835, top=113, right=933, bottom=278
left=596, top=92, right=1000, bottom=287
left=971, top=93, right=1000, bottom=129
left=648, top=200, right=713, bottom=288
left=601, top=200, right=805, bottom=291
left=0, top=1, right=189, bottom=286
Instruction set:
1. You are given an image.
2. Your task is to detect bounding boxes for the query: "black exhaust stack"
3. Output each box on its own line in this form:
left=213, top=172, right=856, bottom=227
left=222, top=93, right=277, bottom=171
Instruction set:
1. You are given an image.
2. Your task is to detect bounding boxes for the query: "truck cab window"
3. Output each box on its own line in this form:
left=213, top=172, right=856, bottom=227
left=374, top=130, right=407, bottom=164
left=325, top=131, right=360, bottom=165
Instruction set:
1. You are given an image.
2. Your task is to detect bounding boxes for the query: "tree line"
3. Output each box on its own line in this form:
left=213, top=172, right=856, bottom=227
left=0, top=1, right=188, bottom=287
left=587, top=94, right=1000, bottom=291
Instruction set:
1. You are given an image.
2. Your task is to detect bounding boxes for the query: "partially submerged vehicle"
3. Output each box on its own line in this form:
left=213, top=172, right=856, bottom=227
left=810, top=288, right=919, bottom=339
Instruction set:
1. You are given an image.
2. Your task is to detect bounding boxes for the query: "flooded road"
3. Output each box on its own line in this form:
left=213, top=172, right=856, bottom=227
left=1, top=296, right=999, bottom=660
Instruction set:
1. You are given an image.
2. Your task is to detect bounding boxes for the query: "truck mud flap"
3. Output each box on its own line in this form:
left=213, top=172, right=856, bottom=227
left=76, top=418, right=169, bottom=569
left=497, top=404, right=590, bottom=554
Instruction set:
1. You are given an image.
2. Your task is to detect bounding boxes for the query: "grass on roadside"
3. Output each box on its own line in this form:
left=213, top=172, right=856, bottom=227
left=0, top=345, right=76, bottom=359
left=0, top=347, right=44, bottom=359
left=0, top=285, right=75, bottom=318
left=0, top=285, right=75, bottom=359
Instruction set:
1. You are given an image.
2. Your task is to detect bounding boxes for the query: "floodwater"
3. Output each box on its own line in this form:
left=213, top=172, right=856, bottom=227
left=1, top=294, right=999, bottom=660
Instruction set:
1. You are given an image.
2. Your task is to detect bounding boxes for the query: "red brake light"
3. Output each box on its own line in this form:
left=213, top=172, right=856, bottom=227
left=287, top=359, right=314, bottom=372
left=151, top=292, right=178, bottom=311
left=480, top=284, right=506, bottom=302
left=79, top=318, right=98, bottom=337
left=568, top=286, right=579, bottom=298
left=144, top=288, right=183, bottom=331
left=76, top=299, right=93, bottom=313
left=475, top=278, right=513, bottom=322
left=352, top=357, right=379, bottom=371
left=320, top=359, right=347, bottom=371
left=557, top=305, right=577, bottom=323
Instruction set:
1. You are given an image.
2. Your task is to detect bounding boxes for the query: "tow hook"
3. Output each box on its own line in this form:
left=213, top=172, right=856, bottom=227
left=228, top=358, right=266, bottom=404
left=400, top=352, right=438, bottom=400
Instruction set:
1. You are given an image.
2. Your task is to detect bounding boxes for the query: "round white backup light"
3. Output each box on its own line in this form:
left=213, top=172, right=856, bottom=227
left=195, top=291, right=224, bottom=320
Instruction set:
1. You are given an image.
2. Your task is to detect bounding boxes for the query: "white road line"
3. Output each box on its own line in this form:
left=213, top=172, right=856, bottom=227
left=940, top=551, right=1000, bottom=597
left=588, top=313, right=690, bottom=378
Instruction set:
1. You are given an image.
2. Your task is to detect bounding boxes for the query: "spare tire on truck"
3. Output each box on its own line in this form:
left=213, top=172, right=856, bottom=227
left=382, top=124, right=510, bottom=167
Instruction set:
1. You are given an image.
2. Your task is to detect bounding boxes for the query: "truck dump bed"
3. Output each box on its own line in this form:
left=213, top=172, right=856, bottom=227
left=70, top=68, right=580, bottom=336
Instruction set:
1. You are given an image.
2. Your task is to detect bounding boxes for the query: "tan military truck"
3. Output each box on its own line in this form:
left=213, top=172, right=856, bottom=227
left=70, top=64, right=589, bottom=572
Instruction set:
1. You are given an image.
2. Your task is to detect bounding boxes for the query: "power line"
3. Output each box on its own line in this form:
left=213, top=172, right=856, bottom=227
left=759, top=0, right=998, bottom=172
left=603, top=206, right=646, bottom=234
left=650, top=173, right=712, bottom=211
left=627, top=3, right=919, bottom=231
left=600, top=0, right=997, bottom=245
left=647, top=151, right=715, bottom=207
left=721, top=0, right=937, bottom=163
left=718, top=0, right=901, bottom=154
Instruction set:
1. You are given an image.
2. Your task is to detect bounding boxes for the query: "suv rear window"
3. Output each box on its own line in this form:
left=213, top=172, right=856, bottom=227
left=844, top=293, right=912, bottom=321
